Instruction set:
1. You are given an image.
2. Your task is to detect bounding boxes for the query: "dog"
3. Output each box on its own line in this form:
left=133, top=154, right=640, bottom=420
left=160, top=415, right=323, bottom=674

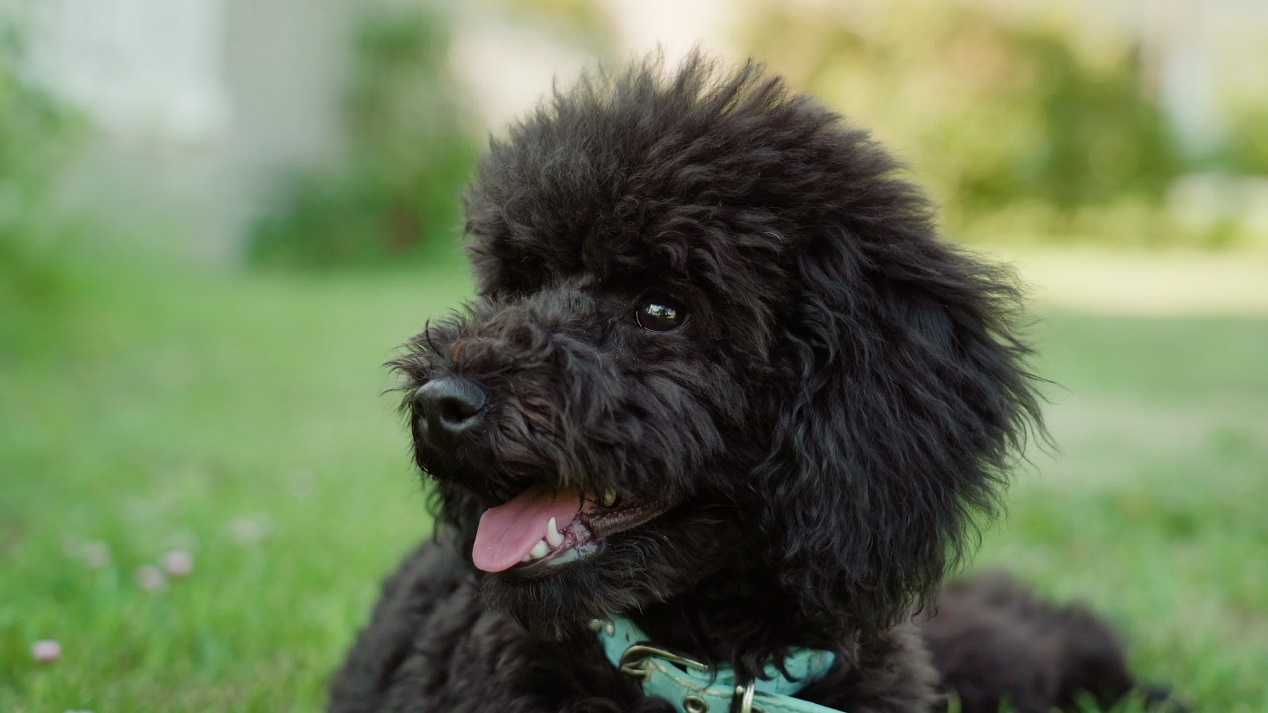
left=329, top=55, right=1186, bottom=713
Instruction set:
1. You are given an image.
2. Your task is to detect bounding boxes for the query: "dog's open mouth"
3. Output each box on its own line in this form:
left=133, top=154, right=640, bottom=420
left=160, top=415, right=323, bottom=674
left=471, top=484, right=669, bottom=576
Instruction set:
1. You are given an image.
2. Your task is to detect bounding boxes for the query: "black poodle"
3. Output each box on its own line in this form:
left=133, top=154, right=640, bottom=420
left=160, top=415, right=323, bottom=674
left=329, top=56, right=1185, bottom=713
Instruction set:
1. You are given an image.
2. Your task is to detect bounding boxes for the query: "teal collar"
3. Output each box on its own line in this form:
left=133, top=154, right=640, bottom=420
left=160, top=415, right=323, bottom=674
left=593, top=616, right=844, bottom=713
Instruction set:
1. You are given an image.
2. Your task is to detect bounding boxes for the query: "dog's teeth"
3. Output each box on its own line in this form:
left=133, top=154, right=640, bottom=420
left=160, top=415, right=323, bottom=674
left=529, top=540, right=549, bottom=559
left=521, top=553, right=534, bottom=563
left=545, top=517, right=563, bottom=548
left=601, top=489, right=617, bottom=507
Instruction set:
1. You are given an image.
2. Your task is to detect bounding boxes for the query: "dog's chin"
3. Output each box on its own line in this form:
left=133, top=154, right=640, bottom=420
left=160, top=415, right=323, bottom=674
left=480, top=556, right=644, bottom=639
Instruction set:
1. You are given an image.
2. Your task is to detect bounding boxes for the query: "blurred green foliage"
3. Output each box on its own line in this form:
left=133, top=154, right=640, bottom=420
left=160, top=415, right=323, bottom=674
left=743, top=2, right=1192, bottom=243
left=0, top=30, right=90, bottom=356
left=247, top=8, right=477, bottom=268
left=494, top=0, right=615, bottom=43
left=967, top=29, right=1178, bottom=215
left=1218, top=106, right=1268, bottom=176
left=242, top=1, right=1268, bottom=259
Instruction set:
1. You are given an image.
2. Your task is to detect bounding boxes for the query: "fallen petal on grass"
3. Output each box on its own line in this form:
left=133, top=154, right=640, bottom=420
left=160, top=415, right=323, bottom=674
left=163, top=550, right=194, bottom=577
left=137, top=565, right=167, bottom=592
left=32, top=639, right=61, bottom=663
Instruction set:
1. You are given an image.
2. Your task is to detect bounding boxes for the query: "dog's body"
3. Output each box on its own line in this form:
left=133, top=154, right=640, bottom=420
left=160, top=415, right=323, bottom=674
left=330, top=545, right=1158, bottom=713
left=329, top=57, right=1183, bottom=713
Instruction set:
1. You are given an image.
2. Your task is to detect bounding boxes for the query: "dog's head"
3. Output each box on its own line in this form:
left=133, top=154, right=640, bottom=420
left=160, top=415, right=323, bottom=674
left=391, top=56, right=1042, bottom=642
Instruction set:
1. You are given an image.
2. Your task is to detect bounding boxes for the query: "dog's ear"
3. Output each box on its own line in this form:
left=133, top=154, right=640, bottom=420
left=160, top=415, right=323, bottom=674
left=760, top=222, right=1043, bottom=637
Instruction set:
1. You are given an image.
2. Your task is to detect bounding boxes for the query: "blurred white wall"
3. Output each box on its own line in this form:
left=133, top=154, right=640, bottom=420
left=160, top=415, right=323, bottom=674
left=26, top=0, right=230, bottom=144
left=5, top=0, right=353, bottom=263
left=447, top=0, right=733, bottom=135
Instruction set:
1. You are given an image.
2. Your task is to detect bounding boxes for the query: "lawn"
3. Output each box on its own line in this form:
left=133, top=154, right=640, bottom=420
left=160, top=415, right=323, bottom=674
left=2, top=253, right=1265, bottom=712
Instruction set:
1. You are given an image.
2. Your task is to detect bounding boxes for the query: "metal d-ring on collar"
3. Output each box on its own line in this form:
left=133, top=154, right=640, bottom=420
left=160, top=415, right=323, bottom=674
left=732, top=679, right=758, bottom=713
left=593, top=617, right=846, bottom=713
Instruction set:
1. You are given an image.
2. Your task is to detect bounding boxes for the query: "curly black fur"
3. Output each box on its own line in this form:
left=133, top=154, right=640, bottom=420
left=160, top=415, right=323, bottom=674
left=329, top=55, right=1188, bottom=713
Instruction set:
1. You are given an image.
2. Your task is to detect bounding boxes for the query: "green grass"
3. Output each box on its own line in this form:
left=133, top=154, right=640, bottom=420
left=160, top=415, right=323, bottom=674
left=975, top=310, right=1268, bottom=711
left=2, top=259, right=1265, bottom=711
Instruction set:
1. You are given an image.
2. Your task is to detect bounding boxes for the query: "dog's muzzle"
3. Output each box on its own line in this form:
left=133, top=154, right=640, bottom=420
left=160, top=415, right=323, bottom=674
left=413, top=377, right=487, bottom=443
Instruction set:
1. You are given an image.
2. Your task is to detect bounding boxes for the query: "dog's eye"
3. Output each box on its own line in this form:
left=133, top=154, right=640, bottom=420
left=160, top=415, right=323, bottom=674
left=636, top=296, right=688, bottom=331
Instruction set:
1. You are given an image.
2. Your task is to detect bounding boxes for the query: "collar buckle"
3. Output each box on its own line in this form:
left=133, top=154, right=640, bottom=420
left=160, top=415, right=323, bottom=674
left=618, top=643, right=711, bottom=680
left=597, top=616, right=840, bottom=713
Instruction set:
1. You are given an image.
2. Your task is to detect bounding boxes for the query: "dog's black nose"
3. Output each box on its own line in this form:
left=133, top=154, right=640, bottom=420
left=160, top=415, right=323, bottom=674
left=413, top=378, right=487, bottom=440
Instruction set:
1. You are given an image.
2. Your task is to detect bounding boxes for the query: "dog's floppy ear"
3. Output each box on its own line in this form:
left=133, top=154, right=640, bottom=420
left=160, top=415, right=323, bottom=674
left=760, top=215, right=1043, bottom=637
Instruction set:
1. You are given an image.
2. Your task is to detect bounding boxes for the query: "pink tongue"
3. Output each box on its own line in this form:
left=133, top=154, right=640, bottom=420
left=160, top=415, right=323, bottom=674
left=472, top=485, right=584, bottom=572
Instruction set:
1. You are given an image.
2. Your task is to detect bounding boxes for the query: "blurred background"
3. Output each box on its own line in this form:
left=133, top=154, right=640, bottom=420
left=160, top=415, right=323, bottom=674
left=2, top=0, right=1265, bottom=710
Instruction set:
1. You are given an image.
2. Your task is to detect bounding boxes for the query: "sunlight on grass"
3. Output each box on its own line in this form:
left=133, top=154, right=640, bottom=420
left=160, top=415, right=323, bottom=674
left=990, top=246, right=1268, bottom=316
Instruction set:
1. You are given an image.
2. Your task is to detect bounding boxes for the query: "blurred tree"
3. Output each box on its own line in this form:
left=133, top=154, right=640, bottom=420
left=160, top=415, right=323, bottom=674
left=1016, top=29, right=1179, bottom=214
left=248, top=6, right=478, bottom=268
left=741, top=1, right=1184, bottom=241
left=1217, top=105, right=1268, bottom=176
